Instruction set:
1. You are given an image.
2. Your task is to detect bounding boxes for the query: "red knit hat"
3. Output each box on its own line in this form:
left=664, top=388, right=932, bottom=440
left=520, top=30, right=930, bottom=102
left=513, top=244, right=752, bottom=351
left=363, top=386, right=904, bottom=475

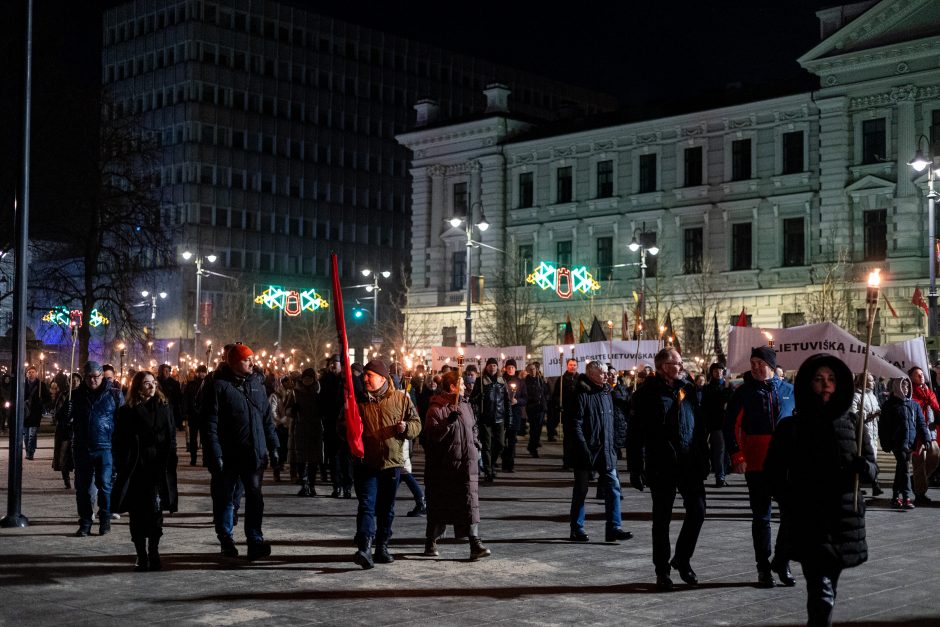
left=226, top=344, right=254, bottom=367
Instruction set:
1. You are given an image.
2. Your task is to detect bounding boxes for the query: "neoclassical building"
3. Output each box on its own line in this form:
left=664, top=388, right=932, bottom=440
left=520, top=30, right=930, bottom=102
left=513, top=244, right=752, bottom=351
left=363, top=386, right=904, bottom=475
left=397, top=0, right=940, bottom=357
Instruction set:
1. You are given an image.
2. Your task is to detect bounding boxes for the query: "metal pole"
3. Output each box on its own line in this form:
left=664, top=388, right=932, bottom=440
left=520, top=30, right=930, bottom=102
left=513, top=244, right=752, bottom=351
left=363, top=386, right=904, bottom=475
left=193, top=257, right=202, bottom=356
left=465, top=223, right=473, bottom=345
left=928, top=174, right=938, bottom=363
left=373, top=274, right=379, bottom=337
left=3, top=0, right=34, bottom=528
left=639, top=248, right=647, bottom=340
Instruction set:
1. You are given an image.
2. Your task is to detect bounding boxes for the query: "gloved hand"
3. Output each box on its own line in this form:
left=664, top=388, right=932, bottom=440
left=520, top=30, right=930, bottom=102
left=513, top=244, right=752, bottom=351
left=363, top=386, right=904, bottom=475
left=630, top=471, right=646, bottom=492
left=447, top=411, right=461, bottom=423
left=270, top=449, right=280, bottom=469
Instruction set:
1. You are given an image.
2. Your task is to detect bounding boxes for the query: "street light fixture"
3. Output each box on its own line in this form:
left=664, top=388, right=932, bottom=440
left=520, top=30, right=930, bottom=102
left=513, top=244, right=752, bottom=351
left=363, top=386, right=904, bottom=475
left=141, top=289, right=168, bottom=342
left=181, top=251, right=218, bottom=355
left=628, top=225, right=659, bottom=339
left=449, top=201, right=490, bottom=345
left=908, top=135, right=940, bottom=360
left=361, top=268, right=392, bottom=338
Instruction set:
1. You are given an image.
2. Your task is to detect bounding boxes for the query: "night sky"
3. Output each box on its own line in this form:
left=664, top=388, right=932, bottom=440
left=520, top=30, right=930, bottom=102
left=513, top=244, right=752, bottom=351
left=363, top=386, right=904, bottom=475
left=1, top=0, right=838, bottom=233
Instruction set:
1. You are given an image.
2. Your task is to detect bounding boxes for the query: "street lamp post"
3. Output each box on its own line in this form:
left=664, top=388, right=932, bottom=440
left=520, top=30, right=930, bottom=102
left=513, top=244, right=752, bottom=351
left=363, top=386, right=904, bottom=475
left=141, top=289, right=167, bottom=343
left=628, top=225, right=659, bottom=339
left=361, top=268, right=391, bottom=339
left=449, top=201, right=489, bottom=345
left=181, top=251, right=217, bottom=356
left=909, top=137, right=940, bottom=361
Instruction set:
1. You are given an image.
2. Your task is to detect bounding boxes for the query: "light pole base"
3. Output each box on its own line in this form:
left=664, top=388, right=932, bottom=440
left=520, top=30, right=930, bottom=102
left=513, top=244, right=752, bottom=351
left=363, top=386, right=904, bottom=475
left=0, top=513, right=29, bottom=528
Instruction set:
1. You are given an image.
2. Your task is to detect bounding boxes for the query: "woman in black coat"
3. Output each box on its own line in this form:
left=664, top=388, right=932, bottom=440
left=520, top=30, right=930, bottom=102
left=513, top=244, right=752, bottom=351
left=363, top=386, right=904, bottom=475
left=765, top=353, right=877, bottom=627
left=112, top=370, right=179, bottom=571
left=52, top=373, right=82, bottom=489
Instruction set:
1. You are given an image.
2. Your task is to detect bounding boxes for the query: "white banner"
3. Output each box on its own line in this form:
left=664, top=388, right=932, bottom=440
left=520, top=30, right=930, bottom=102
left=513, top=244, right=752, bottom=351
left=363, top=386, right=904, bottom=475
left=429, top=346, right=526, bottom=371
left=872, top=336, right=929, bottom=378
left=541, top=340, right=661, bottom=377
left=727, top=322, right=906, bottom=379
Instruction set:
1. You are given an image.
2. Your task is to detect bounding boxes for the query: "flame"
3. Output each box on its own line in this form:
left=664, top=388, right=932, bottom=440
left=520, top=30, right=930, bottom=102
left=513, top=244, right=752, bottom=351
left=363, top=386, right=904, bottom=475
left=868, top=268, right=881, bottom=288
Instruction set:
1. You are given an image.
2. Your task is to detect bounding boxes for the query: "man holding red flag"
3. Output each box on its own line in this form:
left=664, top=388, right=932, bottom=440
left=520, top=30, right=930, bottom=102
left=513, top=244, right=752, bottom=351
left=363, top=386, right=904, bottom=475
left=342, top=359, right=422, bottom=569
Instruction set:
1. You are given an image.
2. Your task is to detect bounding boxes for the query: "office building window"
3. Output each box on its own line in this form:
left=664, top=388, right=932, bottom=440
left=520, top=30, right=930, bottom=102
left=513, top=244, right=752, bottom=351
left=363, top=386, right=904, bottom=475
left=732, top=139, right=752, bottom=180
left=453, top=182, right=468, bottom=215
left=556, top=166, right=573, bottom=203
left=517, top=244, right=533, bottom=284
left=782, top=131, right=804, bottom=174
left=863, top=209, right=887, bottom=261
left=731, top=223, right=752, bottom=270
left=862, top=118, right=886, bottom=164
left=519, top=172, right=533, bottom=208
left=452, top=251, right=466, bottom=291
left=783, top=312, right=806, bottom=328
left=596, top=237, right=613, bottom=277
left=782, top=217, right=805, bottom=266
left=638, top=154, right=657, bottom=193
left=596, top=160, right=613, bottom=198
left=683, top=227, right=703, bottom=274
left=684, top=146, right=703, bottom=187
left=557, top=240, right=572, bottom=267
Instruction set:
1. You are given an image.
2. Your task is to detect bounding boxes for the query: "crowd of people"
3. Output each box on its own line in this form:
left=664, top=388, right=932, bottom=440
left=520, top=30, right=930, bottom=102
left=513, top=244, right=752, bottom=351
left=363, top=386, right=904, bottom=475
left=9, top=339, right=940, bottom=626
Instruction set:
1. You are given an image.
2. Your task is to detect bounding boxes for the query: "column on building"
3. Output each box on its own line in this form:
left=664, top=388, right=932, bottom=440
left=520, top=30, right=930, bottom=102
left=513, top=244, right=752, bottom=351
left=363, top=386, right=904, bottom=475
left=815, top=96, right=852, bottom=260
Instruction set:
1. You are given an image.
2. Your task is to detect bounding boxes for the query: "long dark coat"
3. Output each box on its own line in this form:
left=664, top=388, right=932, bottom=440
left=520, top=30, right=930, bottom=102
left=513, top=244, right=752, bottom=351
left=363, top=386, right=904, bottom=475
left=765, top=353, right=877, bottom=570
left=52, top=394, right=73, bottom=473
left=424, top=393, right=480, bottom=526
left=290, top=381, right=323, bottom=465
left=112, top=397, right=179, bottom=514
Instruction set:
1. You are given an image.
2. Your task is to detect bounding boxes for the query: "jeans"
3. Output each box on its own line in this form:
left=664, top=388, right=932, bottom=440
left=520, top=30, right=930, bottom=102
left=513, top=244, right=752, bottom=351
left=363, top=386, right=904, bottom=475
left=802, top=561, right=842, bottom=627
left=23, top=426, right=38, bottom=457
left=74, top=448, right=113, bottom=529
left=478, top=422, right=505, bottom=477
left=353, top=464, right=400, bottom=544
left=708, top=430, right=726, bottom=481
left=893, top=449, right=913, bottom=500
left=527, top=409, right=545, bottom=451
left=913, top=440, right=940, bottom=496
left=649, top=476, right=706, bottom=575
left=570, top=465, right=622, bottom=532
left=745, top=471, right=783, bottom=571
left=401, top=472, right=424, bottom=504
left=211, top=464, right=265, bottom=544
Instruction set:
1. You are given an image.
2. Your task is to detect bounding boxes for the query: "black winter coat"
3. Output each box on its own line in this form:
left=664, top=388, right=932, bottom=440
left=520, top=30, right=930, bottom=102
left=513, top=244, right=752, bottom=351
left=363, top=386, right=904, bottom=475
left=611, top=382, right=630, bottom=449
left=505, top=373, right=527, bottom=431
left=424, top=394, right=480, bottom=526
left=201, top=367, right=279, bottom=471
left=470, top=373, right=511, bottom=425
left=765, top=353, right=877, bottom=570
left=567, top=374, right=618, bottom=472
left=524, top=374, right=550, bottom=416
left=112, top=397, right=179, bottom=514
left=24, top=378, right=50, bottom=428
left=702, top=379, right=731, bottom=432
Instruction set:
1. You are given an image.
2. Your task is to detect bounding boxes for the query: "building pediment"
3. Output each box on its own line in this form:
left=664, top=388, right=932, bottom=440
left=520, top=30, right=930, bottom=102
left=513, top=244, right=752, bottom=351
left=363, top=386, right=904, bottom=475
left=844, top=174, right=896, bottom=199
left=799, top=0, right=940, bottom=77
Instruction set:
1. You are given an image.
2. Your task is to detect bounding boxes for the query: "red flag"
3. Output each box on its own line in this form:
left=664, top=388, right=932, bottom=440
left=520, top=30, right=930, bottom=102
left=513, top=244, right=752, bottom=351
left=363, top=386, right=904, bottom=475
left=735, top=307, right=748, bottom=327
left=621, top=311, right=629, bottom=341
left=913, top=287, right=930, bottom=316
left=330, top=253, right=364, bottom=459
left=882, top=293, right=898, bottom=319
left=563, top=314, right=575, bottom=344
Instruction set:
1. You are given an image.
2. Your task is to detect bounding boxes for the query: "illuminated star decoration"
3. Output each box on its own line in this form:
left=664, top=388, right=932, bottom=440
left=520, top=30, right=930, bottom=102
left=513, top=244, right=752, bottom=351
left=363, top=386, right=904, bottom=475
left=526, top=261, right=600, bottom=299
left=254, top=286, right=329, bottom=317
left=42, top=306, right=109, bottom=327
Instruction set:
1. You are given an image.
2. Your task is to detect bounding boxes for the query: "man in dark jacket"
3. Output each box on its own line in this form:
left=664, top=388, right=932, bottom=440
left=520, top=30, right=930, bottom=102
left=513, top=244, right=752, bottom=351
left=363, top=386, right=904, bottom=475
left=702, top=363, right=730, bottom=487
left=568, top=361, right=633, bottom=544
left=548, top=358, right=578, bottom=442
left=183, top=365, right=208, bottom=465
left=724, top=346, right=796, bottom=587
left=524, top=362, right=550, bottom=457
left=158, top=364, right=184, bottom=432
left=202, top=344, right=280, bottom=560
left=470, top=357, right=511, bottom=482
left=501, top=359, right=527, bottom=473
left=70, top=361, right=124, bottom=536
left=320, top=355, right=352, bottom=497
left=23, top=365, right=50, bottom=459
left=628, top=348, right=708, bottom=591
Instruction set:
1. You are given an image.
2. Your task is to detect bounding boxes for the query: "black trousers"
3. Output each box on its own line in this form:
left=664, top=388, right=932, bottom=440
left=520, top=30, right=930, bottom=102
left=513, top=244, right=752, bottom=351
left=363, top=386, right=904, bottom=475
left=188, top=422, right=200, bottom=464
left=649, top=475, right=706, bottom=576
left=527, top=409, right=545, bottom=451
left=501, top=427, right=517, bottom=471
left=128, top=507, right=164, bottom=542
left=478, top=422, right=504, bottom=477
left=546, top=410, right=560, bottom=440
left=801, top=560, right=842, bottom=627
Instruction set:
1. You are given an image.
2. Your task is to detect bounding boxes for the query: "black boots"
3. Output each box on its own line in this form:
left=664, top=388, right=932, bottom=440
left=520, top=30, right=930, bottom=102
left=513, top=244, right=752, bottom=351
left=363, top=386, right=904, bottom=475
left=297, top=464, right=316, bottom=496
left=354, top=536, right=374, bottom=569
left=373, top=542, right=394, bottom=564
left=99, top=517, right=111, bottom=536
left=148, top=536, right=162, bottom=570
left=469, top=536, right=491, bottom=561
left=407, top=500, right=427, bottom=517
left=62, top=472, right=71, bottom=490
left=134, top=539, right=149, bottom=571
left=423, top=538, right=439, bottom=557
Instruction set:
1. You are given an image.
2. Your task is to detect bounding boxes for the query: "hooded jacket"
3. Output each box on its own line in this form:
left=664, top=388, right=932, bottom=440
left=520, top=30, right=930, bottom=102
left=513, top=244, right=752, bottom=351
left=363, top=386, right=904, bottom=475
left=765, top=353, right=877, bottom=569
left=880, top=377, right=931, bottom=454
left=724, top=372, right=795, bottom=472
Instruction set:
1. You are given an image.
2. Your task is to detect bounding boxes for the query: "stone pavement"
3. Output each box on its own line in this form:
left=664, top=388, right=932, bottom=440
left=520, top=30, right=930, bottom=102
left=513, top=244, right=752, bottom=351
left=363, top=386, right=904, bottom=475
left=1, top=432, right=940, bottom=626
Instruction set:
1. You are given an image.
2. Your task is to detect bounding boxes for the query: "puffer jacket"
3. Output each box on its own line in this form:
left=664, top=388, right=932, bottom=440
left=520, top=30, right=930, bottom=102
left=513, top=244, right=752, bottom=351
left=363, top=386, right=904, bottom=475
left=765, top=353, right=877, bottom=569
left=201, top=367, right=279, bottom=471
left=470, top=373, right=510, bottom=425
left=724, top=372, right=795, bottom=472
left=70, top=382, right=124, bottom=451
left=880, top=377, right=931, bottom=454
left=628, top=373, right=708, bottom=484
left=567, top=374, right=617, bottom=472
left=352, top=382, right=422, bottom=471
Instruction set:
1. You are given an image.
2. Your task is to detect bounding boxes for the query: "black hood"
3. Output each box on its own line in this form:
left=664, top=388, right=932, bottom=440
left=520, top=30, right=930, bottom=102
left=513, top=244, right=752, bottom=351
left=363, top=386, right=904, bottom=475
left=793, top=353, right=854, bottom=418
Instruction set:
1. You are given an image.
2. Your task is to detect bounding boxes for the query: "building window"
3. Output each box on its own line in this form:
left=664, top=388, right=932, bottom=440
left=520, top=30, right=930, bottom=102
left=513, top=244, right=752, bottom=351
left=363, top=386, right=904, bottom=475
left=683, top=317, right=704, bottom=357
left=863, top=209, right=887, bottom=261
left=556, top=166, right=573, bottom=203
left=683, top=227, right=703, bottom=274
left=596, top=237, right=613, bottom=278
left=731, top=139, right=752, bottom=180
left=596, top=160, right=613, bottom=198
left=638, top=154, right=657, bottom=193
left=782, top=312, right=806, bottom=328
left=861, top=118, right=886, bottom=165
left=782, top=217, right=805, bottom=266
left=731, top=223, right=752, bottom=270
left=451, top=252, right=466, bottom=291
left=519, top=172, right=533, bottom=208
left=517, top=244, right=533, bottom=284
left=782, top=131, right=804, bottom=174
left=453, top=182, right=467, bottom=215
left=684, top=146, right=703, bottom=187
left=556, top=240, right=572, bottom=267
left=730, top=313, right=752, bottom=327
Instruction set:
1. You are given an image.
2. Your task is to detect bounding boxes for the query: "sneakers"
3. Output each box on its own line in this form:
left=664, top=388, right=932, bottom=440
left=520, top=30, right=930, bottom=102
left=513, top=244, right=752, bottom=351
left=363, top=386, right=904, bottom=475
left=903, top=498, right=916, bottom=510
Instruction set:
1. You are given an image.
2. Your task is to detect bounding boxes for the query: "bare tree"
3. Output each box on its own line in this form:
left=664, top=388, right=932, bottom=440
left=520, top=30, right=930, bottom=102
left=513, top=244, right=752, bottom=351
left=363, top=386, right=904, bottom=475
left=478, top=266, right=554, bottom=351
left=804, top=247, right=855, bottom=330
left=676, top=255, right=723, bottom=359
